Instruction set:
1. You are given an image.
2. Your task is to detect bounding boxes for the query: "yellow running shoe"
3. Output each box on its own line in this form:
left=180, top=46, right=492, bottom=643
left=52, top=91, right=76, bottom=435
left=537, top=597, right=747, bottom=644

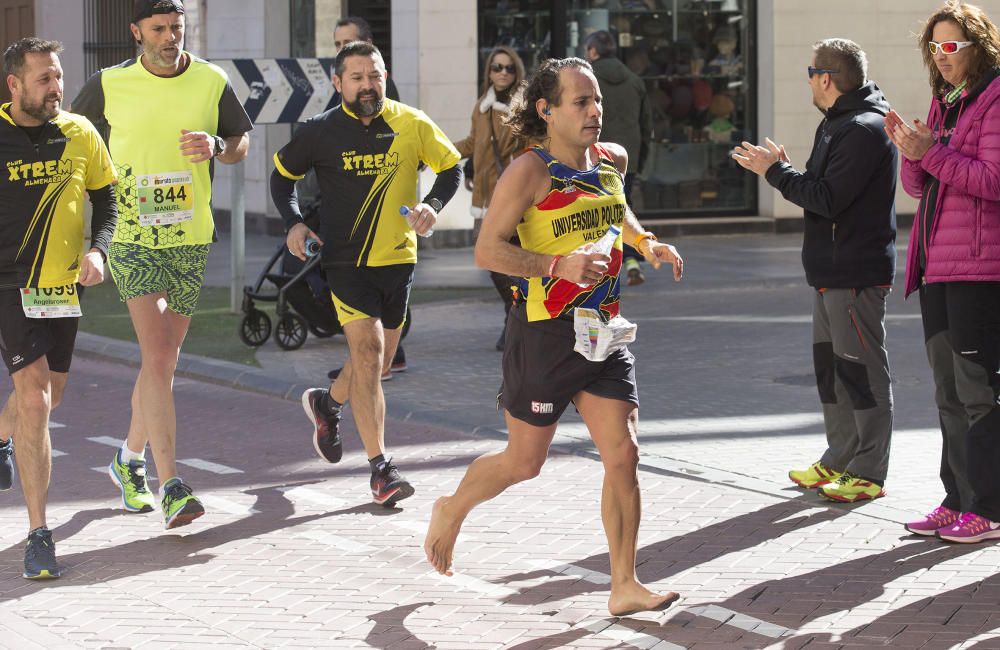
left=818, top=473, right=885, bottom=502
left=788, top=461, right=842, bottom=488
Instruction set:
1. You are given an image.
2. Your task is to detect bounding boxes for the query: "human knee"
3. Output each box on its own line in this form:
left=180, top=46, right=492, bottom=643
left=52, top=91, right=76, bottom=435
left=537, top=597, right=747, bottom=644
left=15, top=387, right=51, bottom=423
left=141, top=345, right=180, bottom=379
left=604, top=436, right=640, bottom=476
left=508, top=454, right=546, bottom=482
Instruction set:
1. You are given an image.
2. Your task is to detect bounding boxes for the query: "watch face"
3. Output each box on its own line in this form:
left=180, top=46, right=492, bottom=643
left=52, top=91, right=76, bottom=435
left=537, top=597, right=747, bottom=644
left=428, top=198, right=443, bottom=212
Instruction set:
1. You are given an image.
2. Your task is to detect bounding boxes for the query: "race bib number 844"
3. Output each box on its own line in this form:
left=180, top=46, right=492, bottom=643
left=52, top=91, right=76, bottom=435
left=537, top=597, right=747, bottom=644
left=137, top=171, right=194, bottom=226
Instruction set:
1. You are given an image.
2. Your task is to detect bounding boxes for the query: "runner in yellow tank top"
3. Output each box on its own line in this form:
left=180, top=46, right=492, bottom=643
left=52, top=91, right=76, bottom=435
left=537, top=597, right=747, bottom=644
left=425, top=57, right=685, bottom=617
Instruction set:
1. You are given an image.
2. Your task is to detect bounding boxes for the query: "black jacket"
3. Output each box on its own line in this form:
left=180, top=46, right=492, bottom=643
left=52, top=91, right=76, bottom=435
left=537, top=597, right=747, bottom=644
left=765, top=82, right=897, bottom=288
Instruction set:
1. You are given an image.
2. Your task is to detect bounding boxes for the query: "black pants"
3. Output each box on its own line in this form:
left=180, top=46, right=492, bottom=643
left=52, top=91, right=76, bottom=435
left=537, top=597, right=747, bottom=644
left=920, top=281, right=1000, bottom=520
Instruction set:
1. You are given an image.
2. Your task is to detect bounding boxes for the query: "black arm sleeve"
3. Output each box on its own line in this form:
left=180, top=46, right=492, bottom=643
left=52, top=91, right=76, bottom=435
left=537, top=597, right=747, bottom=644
left=70, top=71, right=110, bottom=141
left=270, top=169, right=304, bottom=230
left=422, top=164, right=463, bottom=209
left=386, top=77, right=400, bottom=102
left=88, top=184, right=118, bottom=258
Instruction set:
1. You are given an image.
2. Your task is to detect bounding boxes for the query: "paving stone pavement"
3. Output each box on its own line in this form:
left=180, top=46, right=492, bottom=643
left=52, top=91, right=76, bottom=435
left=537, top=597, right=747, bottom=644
left=1, top=230, right=999, bottom=649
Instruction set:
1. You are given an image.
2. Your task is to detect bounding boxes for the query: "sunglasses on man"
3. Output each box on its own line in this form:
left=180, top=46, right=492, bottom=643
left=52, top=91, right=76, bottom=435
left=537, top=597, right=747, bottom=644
left=490, top=62, right=517, bottom=74
left=928, top=40, right=974, bottom=55
left=807, top=66, right=839, bottom=78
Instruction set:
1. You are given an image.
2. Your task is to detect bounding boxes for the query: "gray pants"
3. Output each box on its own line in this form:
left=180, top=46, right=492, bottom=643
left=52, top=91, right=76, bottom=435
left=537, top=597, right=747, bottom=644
left=813, top=288, right=894, bottom=484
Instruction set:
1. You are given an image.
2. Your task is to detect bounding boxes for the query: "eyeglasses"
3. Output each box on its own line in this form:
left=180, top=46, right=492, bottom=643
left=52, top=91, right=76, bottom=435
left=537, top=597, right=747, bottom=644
left=807, top=66, right=839, bottom=78
left=928, top=40, right=974, bottom=55
left=490, top=62, right=517, bottom=74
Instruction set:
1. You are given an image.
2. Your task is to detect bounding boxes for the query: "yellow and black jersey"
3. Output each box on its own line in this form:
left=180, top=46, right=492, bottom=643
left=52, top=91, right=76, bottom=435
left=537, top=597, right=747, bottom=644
left=516, top=145, right=626, bottom=322
left=273, top=98, right=461, bottom=267
left=0, top=105, right=117, bottom=289
left=71, top=53, right=253, bottom=249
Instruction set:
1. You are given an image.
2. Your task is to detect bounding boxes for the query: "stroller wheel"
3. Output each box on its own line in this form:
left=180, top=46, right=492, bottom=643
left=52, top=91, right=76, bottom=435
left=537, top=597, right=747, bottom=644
left=239, top=309, right=272, bottom=347
left=275, top=313, right=308, bottom=351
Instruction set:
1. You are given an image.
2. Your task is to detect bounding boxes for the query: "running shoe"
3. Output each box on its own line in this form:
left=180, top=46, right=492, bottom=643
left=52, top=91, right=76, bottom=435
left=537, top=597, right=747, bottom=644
left=391, top=346, right=407, bottom=372
left=936, top=512, right=1000, bottom=543
left=160, top=478, right=205, bottom=529
left=302, top=388, right=343, bottom=463
left=23, top=527, right=59, bottom=579
left=905, top=505, right=960, bottom=536
left=108, top=450, right=155, bottom=513
left=371, top=458, right=414, bottom=507
left=788, top=460, right=842, bottom=488
left=326, top=366, right=392, bottom=382
left=0, top=438, right=13, bottom=492
left=818, top=473, right=885, bottom=502
left=624, top=257, right=645, bottom=286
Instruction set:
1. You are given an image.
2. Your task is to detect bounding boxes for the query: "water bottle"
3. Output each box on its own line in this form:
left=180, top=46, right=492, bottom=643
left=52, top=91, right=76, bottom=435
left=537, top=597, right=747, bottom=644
left=400, top=205, right=433, bottom=238
left=304, top=237, right=321, bottom=257
left=577, top=224, right=621, bottom=288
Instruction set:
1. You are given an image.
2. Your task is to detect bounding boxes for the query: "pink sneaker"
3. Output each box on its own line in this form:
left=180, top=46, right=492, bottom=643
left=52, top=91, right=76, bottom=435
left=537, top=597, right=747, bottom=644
left=904, top=506, right=959, bottom=536
left=936, top=512, right=1000, bottom=543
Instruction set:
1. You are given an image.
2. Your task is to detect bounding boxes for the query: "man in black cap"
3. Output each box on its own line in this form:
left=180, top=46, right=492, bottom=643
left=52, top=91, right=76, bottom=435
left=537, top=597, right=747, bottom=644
left=71, top=0, right=254, bottom=529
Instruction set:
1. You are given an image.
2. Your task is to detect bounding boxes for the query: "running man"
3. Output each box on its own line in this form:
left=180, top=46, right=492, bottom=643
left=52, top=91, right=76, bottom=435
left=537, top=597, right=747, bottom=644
left=1, top=37, right=118, bottom=578
left=271, top=41, right=461, bottom=506
left=71, top=0, right=253, bottom=528
left=425, top=57, right=683, bottom=617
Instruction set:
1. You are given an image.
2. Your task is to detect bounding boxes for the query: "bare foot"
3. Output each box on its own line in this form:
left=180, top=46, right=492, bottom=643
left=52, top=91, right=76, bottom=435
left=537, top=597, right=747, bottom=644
left=424, top=496, right=462, bottom=576
left=608, top=582, right=680, bottom=617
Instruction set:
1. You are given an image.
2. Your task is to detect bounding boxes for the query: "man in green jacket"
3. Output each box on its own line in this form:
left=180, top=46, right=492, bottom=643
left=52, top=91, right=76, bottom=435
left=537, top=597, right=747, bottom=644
left=584, top=30, right=653, bottom=285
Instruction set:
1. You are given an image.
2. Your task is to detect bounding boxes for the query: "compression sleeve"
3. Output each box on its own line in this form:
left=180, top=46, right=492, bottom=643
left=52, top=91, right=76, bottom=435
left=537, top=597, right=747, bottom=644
left=270, top=168, right=304, bottom=230
left=422, top=164, right=462, bottom=209
left=88, top=184, right=118, bottom=257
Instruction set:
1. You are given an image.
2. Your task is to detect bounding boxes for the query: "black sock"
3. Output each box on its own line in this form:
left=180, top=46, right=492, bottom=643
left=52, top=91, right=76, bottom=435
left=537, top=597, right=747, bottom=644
left=369, top=454, right=386, bottom=473
left=319, top=393, right=342, bottom=415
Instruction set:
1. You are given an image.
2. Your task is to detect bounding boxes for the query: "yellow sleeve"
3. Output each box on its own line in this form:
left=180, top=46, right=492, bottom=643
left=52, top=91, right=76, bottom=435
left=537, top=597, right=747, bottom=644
left=85, top=122, right=117, bottom=189
left=417, top=111, right=462, bottom=174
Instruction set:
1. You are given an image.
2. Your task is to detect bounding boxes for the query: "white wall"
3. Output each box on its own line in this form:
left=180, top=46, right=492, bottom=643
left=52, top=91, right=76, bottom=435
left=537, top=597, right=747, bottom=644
left=761, top=0, right=946, bottom=219
left=34, top=0, right=85, bottom=100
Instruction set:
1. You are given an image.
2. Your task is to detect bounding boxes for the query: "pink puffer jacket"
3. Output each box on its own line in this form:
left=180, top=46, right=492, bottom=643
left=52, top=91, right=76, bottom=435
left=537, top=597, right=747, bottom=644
left=902, top=74, right=1000, bottom=297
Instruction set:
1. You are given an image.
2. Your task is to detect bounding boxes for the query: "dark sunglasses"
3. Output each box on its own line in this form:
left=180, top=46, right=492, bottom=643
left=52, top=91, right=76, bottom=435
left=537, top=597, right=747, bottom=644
left=490, top=62, right=517, bottom=74
left=807, top=66, right=839, bottom=78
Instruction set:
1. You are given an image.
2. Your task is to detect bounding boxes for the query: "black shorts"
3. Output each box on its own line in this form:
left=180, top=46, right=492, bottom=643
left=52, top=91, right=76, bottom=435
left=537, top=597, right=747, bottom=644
left=499, top=303, right=639, bottom=427
left=0, top=288, right=80, bottom=375
left=324, top=264, right=414, bottom=330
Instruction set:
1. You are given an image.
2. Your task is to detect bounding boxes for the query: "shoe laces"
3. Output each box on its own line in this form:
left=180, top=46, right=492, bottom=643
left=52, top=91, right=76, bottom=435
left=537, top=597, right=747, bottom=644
left=26, top=529, right=54, bottom=561
left=926, top=506, right=958, bottom=525
left=955, top=511, right=988, bottom=531
left=163, top=480, right=193, bottom=504
left=0, top=439, right=11, bottom=459
left=127, top=460, right=149, bottom=493
left=375, top=459, right=400, bottom=482
left=833, top=472, right=858, bottom=486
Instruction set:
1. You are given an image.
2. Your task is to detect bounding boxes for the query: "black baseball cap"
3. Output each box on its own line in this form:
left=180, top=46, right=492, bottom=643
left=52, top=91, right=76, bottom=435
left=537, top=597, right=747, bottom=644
left=132, top=0, right=185, bottom=23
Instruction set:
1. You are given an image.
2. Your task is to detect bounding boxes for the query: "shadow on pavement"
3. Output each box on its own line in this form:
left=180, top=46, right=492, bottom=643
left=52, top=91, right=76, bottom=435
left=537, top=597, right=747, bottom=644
left=365, top=602, right=437, bottom=649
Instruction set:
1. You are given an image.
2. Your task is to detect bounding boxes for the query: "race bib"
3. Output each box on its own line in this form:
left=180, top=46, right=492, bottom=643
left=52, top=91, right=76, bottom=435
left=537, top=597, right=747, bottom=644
left=137, top=171, right=194, bottom=226
left=21, top=285, right=82, bottom=318
left=573, top=308, right=637, bottom=362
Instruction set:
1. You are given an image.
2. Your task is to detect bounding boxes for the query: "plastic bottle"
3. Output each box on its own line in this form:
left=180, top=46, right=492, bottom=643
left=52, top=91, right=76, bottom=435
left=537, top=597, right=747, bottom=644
left=304, top=237, right=321, bottom=257
left=577, top=224, right=621, bottom=287
left=400, top=205, right=433, bottom=238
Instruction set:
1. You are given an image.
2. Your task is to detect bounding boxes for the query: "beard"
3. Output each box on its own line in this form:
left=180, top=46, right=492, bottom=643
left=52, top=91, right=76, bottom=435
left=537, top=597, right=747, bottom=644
left=140, top=38, right=183, bottom=68
left=21, top=93, right=61, bottom=122
left=345, top=91, right=384, bottom=117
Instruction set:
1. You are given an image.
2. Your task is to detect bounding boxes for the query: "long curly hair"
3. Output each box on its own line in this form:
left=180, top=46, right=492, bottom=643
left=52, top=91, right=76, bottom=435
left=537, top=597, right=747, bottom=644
left=505, top=57, right=592, bottom=141
left=919, top=1, right=1000, bottom=96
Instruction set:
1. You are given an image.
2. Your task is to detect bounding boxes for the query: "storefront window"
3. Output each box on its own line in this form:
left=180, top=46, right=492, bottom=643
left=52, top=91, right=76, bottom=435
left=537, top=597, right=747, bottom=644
left=566, top=0, right=756, bottom=215
left=478, top=0, right=555, bottom=86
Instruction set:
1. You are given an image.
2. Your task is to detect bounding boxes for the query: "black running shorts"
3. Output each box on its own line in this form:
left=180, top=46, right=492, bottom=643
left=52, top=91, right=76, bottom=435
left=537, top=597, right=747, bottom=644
left=325, top=263, right=414, bottom=330
left=0, top=288, right=80, bottom=375
left=499, top=303, right=639, bottom=427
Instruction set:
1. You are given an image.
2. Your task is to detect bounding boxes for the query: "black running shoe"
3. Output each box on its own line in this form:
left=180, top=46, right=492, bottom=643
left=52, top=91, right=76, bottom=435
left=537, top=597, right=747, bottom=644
left=371, top=458, right=414, bottom=507
left=302, top=388, right=343, bottom=463
left=0, top=438, right=13, bottom=492
left=23, top=527, right=59, bottom=579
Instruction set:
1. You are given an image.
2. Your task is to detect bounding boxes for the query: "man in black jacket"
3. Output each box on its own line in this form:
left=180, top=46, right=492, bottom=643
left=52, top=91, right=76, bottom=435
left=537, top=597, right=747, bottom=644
left=733, top=38, right=897, bottom=503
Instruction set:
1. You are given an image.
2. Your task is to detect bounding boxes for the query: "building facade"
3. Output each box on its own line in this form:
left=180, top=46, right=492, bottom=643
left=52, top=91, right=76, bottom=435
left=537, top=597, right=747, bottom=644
left=17, top=0, right=955, bottom=233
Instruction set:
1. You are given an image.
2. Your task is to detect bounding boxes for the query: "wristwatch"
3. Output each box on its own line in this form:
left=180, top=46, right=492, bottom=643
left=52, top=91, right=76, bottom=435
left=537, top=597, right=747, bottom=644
left=426, top=197, right=443, bottom=213
left=211, top=135, right=226, bottom=158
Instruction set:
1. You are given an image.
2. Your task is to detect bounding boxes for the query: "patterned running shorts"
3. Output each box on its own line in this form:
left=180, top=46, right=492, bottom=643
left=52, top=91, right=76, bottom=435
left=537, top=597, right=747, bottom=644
left=107, top=242, right=210, bottom=317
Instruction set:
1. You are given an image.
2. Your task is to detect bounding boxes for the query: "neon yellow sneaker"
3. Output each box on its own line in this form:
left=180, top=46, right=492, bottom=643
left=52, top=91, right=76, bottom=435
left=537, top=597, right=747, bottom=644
left=108, top=451, right=155, bottom=513
left=788, top=461, right=842, bottom=488
left=160, top=478, right=205, bottom=529
left=818, top=473, right=885, bottom=503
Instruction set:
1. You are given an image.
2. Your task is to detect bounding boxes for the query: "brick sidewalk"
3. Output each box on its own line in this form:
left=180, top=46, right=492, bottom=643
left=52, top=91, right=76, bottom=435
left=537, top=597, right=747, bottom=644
left=2, top=358, right=999, bottom=649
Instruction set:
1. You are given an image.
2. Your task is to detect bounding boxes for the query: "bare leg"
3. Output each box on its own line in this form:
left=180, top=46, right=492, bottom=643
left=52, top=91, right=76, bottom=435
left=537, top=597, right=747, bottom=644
left=425, top=411, right=555, bottom=575
left=11, top=358, right=56, bottom=531
left=0, top=392, right=16, bottom=443
left=339, top=317, right=388, bottom=459
left=328, top=325, right=403, bottom=406
left=124, top=293, right=191, bottom=483
left=576, top=392, right=679, bottom=616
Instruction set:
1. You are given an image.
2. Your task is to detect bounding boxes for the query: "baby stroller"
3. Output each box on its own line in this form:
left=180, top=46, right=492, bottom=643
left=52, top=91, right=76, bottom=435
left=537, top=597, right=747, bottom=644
left=238, top=200, right=411, bottom=351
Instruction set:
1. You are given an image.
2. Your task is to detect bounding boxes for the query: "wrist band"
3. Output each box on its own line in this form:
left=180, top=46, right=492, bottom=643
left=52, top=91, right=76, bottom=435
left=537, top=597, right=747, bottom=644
left=548, top=255, right=562, bottom=278
left=634, top=232, right=657, bottom=252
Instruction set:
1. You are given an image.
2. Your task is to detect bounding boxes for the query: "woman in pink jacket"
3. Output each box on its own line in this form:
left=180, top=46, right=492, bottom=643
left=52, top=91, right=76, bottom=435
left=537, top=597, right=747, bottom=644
left=886, top=0, right=1000, bottom=544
